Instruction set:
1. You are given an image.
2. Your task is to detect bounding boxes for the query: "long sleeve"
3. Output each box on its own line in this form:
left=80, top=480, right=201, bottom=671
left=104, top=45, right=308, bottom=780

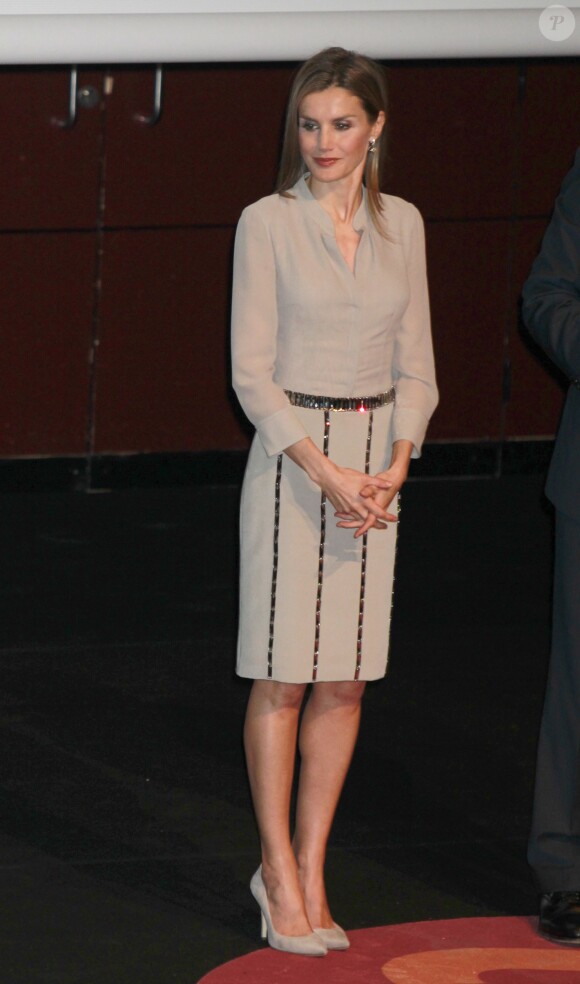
left=232, top=186, right=438, bottom=460
left=231, top=205, right=308, bottom=457
left=522, top=148, right=580, bottom=378
left=391, top=204, right=439, bottom=455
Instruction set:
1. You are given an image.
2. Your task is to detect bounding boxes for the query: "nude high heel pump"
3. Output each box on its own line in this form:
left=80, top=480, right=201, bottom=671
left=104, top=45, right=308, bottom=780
left=312, top=923, right=350, bottom=950
left=250, top=867, right=327, bottom=957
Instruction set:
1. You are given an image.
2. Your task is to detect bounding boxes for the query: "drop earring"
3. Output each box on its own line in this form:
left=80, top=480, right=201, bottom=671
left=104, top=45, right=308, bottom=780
left=368, top=138, right=376, bottom=153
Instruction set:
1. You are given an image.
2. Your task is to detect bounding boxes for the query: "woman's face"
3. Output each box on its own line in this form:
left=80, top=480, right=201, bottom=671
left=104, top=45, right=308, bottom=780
left=298, top=86, right=384, bottom=188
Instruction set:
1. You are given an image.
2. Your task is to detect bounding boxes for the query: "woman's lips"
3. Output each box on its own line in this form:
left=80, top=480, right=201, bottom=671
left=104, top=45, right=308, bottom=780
left=313, top=158, right=338, bottom=167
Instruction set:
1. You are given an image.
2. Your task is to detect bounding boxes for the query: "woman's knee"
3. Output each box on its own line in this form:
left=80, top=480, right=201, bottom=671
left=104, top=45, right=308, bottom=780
left=310, top=680, right=366, bottom=710
left=250, top=679, right=307, bottom=712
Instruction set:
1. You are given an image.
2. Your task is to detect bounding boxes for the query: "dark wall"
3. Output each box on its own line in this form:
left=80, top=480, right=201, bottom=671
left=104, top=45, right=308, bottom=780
left=0, top=59, right=578, bottom=459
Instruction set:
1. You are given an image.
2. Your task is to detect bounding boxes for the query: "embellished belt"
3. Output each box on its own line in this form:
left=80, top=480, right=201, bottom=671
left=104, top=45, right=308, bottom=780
left=285, top=387, right=395, bottom=412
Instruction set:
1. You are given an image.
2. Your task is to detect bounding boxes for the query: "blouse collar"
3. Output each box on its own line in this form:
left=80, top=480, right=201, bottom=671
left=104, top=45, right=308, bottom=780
left=293, top=173, right=369, bottom=234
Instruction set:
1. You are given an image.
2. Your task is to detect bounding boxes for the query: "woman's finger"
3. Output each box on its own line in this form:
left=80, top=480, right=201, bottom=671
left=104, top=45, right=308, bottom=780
left=367, top=476, right=394, bottom=491
left=364, top=498, right=390, bottom=521
left=355, top=514, right=388, bottom=537
left=360, top=482, right=392, bottom=498
left=337, top=518, right=387, bottom=531
left=334, top=504, right=397, bottom=523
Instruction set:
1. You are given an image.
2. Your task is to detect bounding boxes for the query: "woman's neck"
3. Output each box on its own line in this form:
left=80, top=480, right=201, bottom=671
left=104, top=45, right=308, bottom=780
left=307, top=174, right=363, bottom=227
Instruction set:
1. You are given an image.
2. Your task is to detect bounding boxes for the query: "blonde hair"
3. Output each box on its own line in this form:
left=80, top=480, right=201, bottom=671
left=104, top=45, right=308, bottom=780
left=276, top=47, right=388, bottom=234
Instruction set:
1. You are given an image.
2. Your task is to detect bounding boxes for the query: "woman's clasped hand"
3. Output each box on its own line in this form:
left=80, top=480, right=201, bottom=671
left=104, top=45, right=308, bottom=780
left=324, top=465, right=397, bottom=533
left=334, top=460, right=409, bottom=535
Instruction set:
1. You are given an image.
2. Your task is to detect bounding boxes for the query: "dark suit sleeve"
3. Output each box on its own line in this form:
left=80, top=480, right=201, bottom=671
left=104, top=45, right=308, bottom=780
left=522, top=148, right=580, bottom=379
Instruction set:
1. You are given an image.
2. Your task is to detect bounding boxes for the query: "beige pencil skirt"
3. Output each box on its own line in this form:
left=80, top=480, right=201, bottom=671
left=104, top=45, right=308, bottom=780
left=236, top=401, right=399, bottom=683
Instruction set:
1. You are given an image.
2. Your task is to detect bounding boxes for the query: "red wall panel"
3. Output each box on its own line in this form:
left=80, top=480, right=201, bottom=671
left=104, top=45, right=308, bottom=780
left=0, top=233, right=94, bottom=455
left=0, top=69, right=103, bottom=230
left=386, top=63, right=518, bottom=220
left=93, top=227, right=247, bottom=453
left=426, top=220, right=511, bottom=441
left=103, top=65, right=296, bottom=228
left=518, top=62, right=580, bottom=217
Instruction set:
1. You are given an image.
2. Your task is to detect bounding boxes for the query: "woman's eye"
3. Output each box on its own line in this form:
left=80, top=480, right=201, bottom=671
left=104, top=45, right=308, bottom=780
left=335, top=122, right=351, bottom=130
left=300, top=121, right=318, bottom=131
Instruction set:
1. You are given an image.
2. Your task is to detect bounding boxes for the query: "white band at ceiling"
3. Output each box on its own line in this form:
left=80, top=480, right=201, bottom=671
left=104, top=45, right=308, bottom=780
left=0, top=1, right=573, bottom=11
left=0, top=4, right=578, bottom=62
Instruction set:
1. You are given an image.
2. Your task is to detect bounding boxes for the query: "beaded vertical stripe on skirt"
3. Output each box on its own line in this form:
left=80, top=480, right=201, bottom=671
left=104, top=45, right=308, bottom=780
left=237, top=402, right=398, bottom=683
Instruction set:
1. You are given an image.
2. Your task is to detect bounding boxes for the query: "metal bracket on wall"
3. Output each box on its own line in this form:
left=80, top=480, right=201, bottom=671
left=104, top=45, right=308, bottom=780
left=52, top=65, right=78, bottom=128
left=51, top=68, right=100, bottom=127
left=134, top=65, right=164, bottom=126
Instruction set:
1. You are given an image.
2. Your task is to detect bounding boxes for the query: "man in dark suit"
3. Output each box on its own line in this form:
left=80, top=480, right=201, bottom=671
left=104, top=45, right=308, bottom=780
left=522, top=147, right=580, bottom=945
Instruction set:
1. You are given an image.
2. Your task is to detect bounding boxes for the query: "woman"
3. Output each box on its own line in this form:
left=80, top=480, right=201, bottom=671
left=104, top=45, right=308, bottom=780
left=231, top=47, right=438, bottom=957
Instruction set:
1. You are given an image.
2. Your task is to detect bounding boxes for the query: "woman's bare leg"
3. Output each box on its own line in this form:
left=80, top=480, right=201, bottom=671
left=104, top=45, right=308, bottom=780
left=244, top=678, right=312, bottom=936
left=292, top=680, right=366, bottom=928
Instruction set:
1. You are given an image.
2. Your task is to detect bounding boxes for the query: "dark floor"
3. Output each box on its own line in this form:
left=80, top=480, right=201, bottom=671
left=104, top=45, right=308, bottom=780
left=0, top=474, right=553, bottom=983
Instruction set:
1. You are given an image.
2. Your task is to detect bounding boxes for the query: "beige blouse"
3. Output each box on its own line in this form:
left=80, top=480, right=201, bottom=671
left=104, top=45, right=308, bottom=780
left=231, top=175, right=438, bottom=458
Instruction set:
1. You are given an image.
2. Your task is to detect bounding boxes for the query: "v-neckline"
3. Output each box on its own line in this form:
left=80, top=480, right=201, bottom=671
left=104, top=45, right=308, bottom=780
left=297, top=174, right=368, bottom=237
left=297, top=176, right=368, bottom=279
left=336, top=228, right=363, bottom=276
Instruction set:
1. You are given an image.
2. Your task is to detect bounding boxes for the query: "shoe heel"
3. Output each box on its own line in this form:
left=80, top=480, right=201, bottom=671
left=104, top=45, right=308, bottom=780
left=250, top=866, right=327, bottom=957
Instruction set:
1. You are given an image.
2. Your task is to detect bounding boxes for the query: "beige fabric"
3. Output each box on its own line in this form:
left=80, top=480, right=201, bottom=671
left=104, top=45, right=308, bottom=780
left=237, top=404, right=398, bottom=682
left=232, top=175, right=438, bottom=458
left=232, top=176, right=438, bottom=682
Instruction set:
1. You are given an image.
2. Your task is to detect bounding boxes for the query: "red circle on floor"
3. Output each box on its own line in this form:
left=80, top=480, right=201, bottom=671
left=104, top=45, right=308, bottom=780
left=198, top=916, right=580, bottom=984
